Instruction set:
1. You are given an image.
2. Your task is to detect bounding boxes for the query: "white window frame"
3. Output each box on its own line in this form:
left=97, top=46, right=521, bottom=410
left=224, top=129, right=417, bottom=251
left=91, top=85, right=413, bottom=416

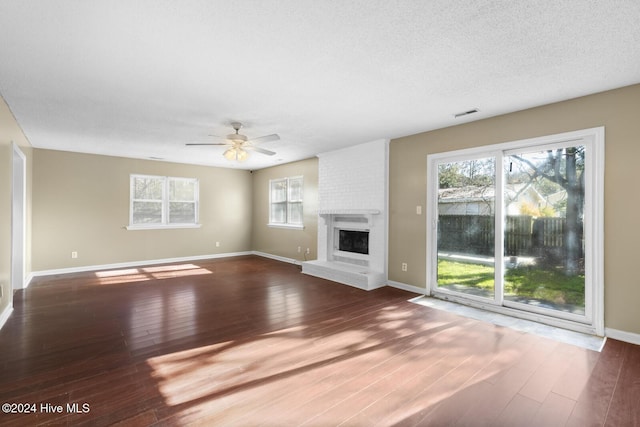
left=127, top=174, right=201, bottom=230
left=426, top=127, right=604, bottom=336
left=268, top=176, right=304, bottom=229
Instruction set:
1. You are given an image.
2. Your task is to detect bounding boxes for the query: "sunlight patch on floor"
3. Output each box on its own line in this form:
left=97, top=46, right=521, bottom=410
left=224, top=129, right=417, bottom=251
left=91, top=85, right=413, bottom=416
left=93, top=263, right=212, bottom=285
left=410, top=296, right=605, bottom=352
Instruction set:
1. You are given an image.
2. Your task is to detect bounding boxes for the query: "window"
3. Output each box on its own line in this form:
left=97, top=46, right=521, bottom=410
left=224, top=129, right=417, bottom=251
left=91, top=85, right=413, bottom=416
left=269, top=176, right=303, bottom=228
left=128, top=174, right=200, bottom=229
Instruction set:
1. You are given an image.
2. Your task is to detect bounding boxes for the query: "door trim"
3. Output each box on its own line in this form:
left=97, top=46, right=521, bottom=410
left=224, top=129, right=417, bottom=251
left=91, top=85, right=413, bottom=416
left=11, top=142, right=26, bottom=291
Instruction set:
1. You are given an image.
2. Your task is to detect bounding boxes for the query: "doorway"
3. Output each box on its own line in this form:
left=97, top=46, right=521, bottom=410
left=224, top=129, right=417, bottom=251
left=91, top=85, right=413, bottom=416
left=12, top=143, right=26, bottom=291
left=427, top=128, right=604, bottom=335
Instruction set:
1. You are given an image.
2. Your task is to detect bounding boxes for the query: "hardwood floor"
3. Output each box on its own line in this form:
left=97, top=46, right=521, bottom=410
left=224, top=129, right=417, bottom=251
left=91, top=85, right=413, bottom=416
left=0, top=255, right=638, bottom=426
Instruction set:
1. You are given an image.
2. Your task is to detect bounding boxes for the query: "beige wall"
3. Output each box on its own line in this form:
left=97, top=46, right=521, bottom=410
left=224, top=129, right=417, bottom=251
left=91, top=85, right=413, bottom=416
left=389, top=83, right=640, bottom=334
left=32, top=149, right=253, bottom=270
left=251, top=157, right=318, bottom=262
left=0, top=95, right=32, bottom=316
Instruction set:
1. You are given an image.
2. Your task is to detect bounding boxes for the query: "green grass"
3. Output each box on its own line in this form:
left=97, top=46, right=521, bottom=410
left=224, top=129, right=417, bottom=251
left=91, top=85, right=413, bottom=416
left=437, top=259, right=585, bottom=307
left=437, top=259, right=495, bottom=290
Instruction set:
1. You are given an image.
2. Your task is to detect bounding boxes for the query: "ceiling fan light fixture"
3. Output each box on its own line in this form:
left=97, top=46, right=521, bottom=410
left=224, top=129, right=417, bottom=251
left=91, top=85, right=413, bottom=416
left=223, top=146, right=249, bottom=162
left=236, top=148, right=248, bottom=162
left=223, top=148, right=237, bottom=160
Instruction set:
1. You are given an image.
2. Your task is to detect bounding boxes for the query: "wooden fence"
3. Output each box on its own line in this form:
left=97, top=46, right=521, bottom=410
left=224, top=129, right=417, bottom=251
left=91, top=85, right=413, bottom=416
left=438, top=215, right=579, bottom=257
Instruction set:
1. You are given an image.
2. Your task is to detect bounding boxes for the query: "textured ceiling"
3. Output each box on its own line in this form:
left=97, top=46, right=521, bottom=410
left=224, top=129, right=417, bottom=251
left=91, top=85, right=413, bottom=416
left=1, top=1, right=639, bottom=169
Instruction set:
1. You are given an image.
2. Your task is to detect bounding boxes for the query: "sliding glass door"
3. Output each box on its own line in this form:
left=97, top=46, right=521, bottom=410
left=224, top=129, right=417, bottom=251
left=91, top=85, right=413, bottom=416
left=428, top=128, right=603, bottom=334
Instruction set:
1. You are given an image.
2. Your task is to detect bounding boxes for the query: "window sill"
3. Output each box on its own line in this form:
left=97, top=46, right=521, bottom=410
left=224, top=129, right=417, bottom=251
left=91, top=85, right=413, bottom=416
left=126, top=224, right=202, bottom=231
left=267, top=223, right=304, bottom=230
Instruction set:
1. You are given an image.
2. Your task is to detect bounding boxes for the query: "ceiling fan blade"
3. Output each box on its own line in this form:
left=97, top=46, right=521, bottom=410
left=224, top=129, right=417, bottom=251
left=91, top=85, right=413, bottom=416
left=185, top=142, right=229, bottom=146
left=246, top=146, right=276, bottom=156
left=248, top=134, right=280, bottom=144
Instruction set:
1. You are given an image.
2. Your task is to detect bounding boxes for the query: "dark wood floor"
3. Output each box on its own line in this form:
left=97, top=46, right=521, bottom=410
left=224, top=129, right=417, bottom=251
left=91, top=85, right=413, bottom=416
left=0, top=255, right=638, bottom=426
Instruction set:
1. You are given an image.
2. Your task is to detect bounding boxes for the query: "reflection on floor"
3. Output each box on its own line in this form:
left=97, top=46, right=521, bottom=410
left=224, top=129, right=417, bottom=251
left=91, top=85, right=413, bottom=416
left=410, top=296, right=605, bottom=352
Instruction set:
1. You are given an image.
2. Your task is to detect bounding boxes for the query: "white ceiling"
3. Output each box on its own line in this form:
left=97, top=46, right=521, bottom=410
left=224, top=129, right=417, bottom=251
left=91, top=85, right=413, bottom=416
left=1, top=1, right=639, bottom=170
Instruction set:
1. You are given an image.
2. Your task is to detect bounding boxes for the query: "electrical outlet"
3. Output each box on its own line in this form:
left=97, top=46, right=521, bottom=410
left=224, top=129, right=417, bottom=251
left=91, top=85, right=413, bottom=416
left=215, top=241, right=220, bottom=247
left=297, top=246, right=301, bottom=253
left=401, top=262, right=408, bottom=272
left=416, top=205, right=422, bottom=215
left=71, top=251, right=78, bottom=259
left=306, top=248, right=310, bottom=254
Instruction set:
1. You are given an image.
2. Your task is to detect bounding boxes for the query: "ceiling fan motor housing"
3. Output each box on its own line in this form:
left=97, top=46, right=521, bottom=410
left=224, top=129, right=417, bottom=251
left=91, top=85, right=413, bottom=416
left=227, top=133, right=248, bottom=143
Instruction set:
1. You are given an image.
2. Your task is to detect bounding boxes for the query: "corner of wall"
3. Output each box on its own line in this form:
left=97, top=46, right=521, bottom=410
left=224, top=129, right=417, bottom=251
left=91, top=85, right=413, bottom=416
left=0, top=301, right=13, bottom=331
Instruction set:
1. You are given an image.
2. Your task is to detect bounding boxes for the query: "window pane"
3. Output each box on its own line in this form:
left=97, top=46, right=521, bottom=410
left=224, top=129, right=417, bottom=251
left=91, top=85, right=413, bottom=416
left=132, top=201, right=162, bottom=224
left=437, top=157, right=496, bottom=299
left=271, top=180, right=287, bottom=203
left=504, top=145, right=586, bottom=315
left=271, top=203, right=286, bottom=223
left=169, top=202, right=196, bottom=224
left=288, top=202, right=303, bottom=224
left=170, top=179, right=195, bottom=201
left=134, top=177, right=163, bottom=200
left=288, top=178, right=303, bottom=202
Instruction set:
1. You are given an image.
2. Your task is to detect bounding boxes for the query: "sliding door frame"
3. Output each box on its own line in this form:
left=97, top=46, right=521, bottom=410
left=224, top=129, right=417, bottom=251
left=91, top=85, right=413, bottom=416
left=426, top=127, right=604, bottom=336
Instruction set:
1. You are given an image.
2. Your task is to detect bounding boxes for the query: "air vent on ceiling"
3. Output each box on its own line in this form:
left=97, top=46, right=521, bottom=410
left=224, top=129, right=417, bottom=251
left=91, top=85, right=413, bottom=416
left=454, top=108, right=479, bottom=118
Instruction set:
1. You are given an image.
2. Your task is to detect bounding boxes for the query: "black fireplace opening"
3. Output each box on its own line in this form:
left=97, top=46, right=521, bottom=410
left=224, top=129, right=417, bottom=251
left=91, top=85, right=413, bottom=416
left=338, top=230, right=369, bottom=255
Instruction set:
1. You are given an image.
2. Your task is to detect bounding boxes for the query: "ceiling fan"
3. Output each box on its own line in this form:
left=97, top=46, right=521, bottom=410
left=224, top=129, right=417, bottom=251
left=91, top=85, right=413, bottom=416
left=186, top=122, right=279, bottom=162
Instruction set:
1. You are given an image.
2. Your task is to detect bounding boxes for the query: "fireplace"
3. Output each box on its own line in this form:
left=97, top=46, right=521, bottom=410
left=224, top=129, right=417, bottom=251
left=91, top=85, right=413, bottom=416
left=301, top=138, right=388, bottom=290
left=302, top=209, right=385, bottom=289
left=328, top=212, right=374, bottom=266
left=338, top=230, right=369, bottom=255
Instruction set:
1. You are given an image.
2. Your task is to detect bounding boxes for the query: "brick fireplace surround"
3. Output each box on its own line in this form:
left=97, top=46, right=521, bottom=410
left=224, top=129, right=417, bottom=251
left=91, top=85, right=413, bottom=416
left=302, top=139, right=388, bottom=290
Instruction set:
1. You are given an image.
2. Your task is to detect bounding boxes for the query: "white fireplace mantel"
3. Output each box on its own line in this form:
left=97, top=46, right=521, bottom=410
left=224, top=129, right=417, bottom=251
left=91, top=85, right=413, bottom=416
left=318, top=210, right=381, bottom=228
left=318, top=209, right=381, bottom=216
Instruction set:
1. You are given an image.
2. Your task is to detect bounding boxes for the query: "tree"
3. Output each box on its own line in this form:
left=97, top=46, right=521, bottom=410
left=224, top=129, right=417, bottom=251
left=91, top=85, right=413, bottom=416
left=438, top=159, right=495, bottom=188
left=510, top=146, right=585, bottom=275
left=520, top=201, right=555, bottom=217
left=438, top=163, right=464, bottom=189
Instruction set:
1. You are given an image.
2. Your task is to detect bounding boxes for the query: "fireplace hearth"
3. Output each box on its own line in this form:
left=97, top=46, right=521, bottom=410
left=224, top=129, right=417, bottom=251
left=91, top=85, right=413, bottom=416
left=302, top=209, right=385, bottom=289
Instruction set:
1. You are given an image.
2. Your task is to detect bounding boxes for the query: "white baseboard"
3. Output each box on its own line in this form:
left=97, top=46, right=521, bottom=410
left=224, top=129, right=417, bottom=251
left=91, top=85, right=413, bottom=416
left=386, top=280, right=427, bottom=295
left=605, top=327, right=640, bottom=346
left=30, top=251, right=254, bottom=277
left=24, top=273, right=35, bottom=289
left=252, top=251, right=301, bottom=265
left=0, top=304, right=13, bottom=331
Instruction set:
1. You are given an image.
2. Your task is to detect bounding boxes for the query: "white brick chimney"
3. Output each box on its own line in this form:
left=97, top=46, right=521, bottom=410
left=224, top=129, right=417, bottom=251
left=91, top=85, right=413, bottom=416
left=302, top=139, right=388, bottom=290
